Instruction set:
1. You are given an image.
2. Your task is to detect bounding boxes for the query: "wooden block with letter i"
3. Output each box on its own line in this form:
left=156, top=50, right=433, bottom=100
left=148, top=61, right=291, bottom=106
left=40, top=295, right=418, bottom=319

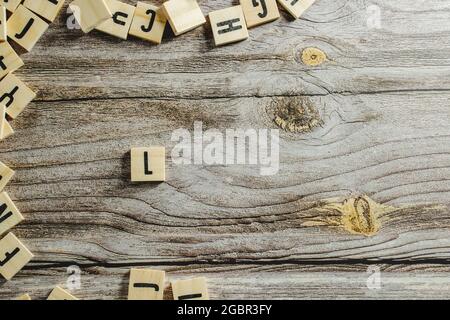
left=0, top=161, right=14, bottom=192
left=7, top=5, right=49, bottom=52
left=130, top=147, right=165, bottom=182
left=209, top=6, right=248, bottom=46
left=129, top=2, right=166, bottom=44
left=277, top=0, right=316, bottom=19
left=128, top=268, right=165, bottom=300
left=0, top=41, right=24, bottom=79
left=96, top=0, right=135, bottom=40
left=23, top=0, right=66, bottom=23
left=0, top=73, right=36, bottom=119
left=1, top=0, right=21, bottom=13
left=0, top=233, right=33, bottom=280
left=47, top=286, right=78, bottom=300
left=240, top=0, right=279, bottom=28
left=162, top=0, right=205, bottom=36
left=172, top=277, right=209, bottom=300
left=69, top=0, right=112, bottom=33
left=0, top=192, right=24, bottom=236
left=0, top=5, right=6, bottom=42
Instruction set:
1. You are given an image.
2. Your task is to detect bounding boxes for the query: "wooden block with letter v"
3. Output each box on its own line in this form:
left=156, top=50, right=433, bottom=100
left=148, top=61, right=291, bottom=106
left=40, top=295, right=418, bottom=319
left=209, top=6, right=248, bottom=46
left=96, top=0, right=135, bottom=40
left=7, top=5, right=49, bottom=52
left=129, top=2, right=166, bottom=44
left=1, top=0, right=21, bottom=13
left=277, top=0, right=316, bottom=19
left=0, top=5, right=6, bottom=42
left=0, top=73, right=36, bottom=119
left=172, top=277, right=209, bottom=300
left=240, top=0, right=279, bottom=28
left=0, top=41, right=24, bottom=79
left=130, top=147, right=165, bottom=182
left=0, top=160, right=14, bottom=192
left=0, top=192, right=24, bottom=236
left=128, top=268, right=165, bottom=300
left=47, top=286, right=78, bottom=300
left=69, top=0, right=112, bottom=33
left=0, top=233, right=33, bottom=280
left=162, top=0, right=205, bottom=36
left=23, top=0, right=66, bottom=23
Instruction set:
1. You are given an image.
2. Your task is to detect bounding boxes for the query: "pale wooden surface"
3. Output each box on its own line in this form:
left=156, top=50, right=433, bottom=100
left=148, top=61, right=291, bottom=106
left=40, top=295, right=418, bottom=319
left=0, top=0, right=449, bottom=299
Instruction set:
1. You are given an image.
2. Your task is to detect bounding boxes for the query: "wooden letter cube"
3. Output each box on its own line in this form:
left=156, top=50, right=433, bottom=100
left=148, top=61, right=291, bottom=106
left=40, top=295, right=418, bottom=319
left=96, top=0, right=135, bottom=40
left=23, top=0, right=66, bottom=22
left=0, top=103, right=4, bottom=138
left=1, top=120, right=13, bottom=140
left=130, top=147, right=165, bottom=182
left=128, top=268, right=165, bottom=300
left=0, top=73, right=36, bottom=119
left=129, top=2, right=166, bottom=44
left=0, top=161, right=14, bottom=192
left=15, top=293, right=31, bottom=300
left=209, top=6, right=248, bottom=46
left=1, top=0, right=21, bottom=13
left=172, top=277, right=209, bottom=300
left=240, top=0, right=279, bottom=28
left=0, top=41, right=24, bottom=78
left=162, top=0, right=205, bottom=36
left=7, top=5, right=49, bottom=52
left=277, top=0, right=316, bottom=19
left=69, top=0, right=112, bottom=33
left=0, top=233, right=33, bottom=280
left=47, top=286, right=78, bottom=300
left=0, top=192, right=24, bottom=236
left=0, top=5, right=6, bottom=42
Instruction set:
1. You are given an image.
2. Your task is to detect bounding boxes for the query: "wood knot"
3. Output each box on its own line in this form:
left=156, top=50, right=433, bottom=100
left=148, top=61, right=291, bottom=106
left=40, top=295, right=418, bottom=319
left=301, top=47, right=327, bottom=66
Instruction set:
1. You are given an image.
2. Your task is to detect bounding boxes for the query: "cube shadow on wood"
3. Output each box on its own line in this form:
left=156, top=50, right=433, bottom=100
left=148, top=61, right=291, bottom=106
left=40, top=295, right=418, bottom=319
left=209, top=6, right=248, bottom=46
left=23, top=0, right=66, bottom=22
left=69, top=0, right=112, bottom=33
left=162, top=0, right=205, bottom=36
left=0, top=233, right=33, bottom=281
left=130, top=147, right=165, bottom=182
left=129, top=1, right=166, bottom=44
left=128, top=268, right=166, bottom=300
left=96, top=0, right=135, bottom=40
left=172, top=277, right=209, bottom=300
left=0, top=73, right=36, bottom=119
left=240, top=0, right=280, bottom=28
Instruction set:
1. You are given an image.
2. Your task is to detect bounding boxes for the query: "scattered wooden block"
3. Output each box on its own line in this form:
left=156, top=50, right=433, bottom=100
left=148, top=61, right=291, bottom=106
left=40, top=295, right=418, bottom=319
left=0, top=41, right=24, bottom=79
left=0, top=5, right=6, bottom=42
left=7, top=5, right=49, bottom=52
left=209, top=6, right=248, bottom=46
left=69, top=0, right=112, bottom=33
left=0, top=73, right=36, bottom=119
left=0, top=233, right=33, bottom=280
left=1, top=0, right=21, bottom=13
left=0, top=192, right=24, bottom=236
left=240, top=0, right=279, bottom=28
left=277, top=0, right=316, bottom=19
left=128, top=268, right=165, bottom=300
left=47, top=286, right=78, bottom=300
left=0, top=161, right=14, bottom=192
left=0, top=103, right=4, bottom=138
left=15, top=293, right=31, bottom=300
left=162, top=0, right=205, bottom=36
left=23, top=0, right=66, bottom=22
left=130, top=147, right=165, bottom=182
left=96, top=0, right=135, bottom=40
left=1, top=120, right=14, bottom=140
left=172, top=277, right=209, bottom=300
left=129, top=2, right=166, bottom=44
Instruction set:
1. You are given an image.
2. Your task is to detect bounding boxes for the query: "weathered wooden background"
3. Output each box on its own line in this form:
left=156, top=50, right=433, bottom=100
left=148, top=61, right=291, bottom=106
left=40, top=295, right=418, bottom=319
left=0, top=0, right=450, bottom=299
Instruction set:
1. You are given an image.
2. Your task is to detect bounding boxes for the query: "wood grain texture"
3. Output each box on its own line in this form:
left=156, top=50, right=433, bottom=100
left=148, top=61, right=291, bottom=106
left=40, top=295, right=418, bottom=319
left=0, top=0, right=449, bottom=299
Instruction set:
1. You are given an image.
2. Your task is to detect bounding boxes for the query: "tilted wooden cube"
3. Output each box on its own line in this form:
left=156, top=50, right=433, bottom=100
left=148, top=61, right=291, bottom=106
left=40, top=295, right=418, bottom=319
left=240, top=0, right=280, bottom=28
left=96, top=0, right=135, bottom=40
left=0, top=73, right=36, bottom=119
left=0, top=233, right=33, bottom=280
left=0, top=192, right=24, bottom=236
left=277, top=0, right=316, bottom=19
left=47, top=286, right=78, bottom=300
left=0, top=5, right=6, bottom=42
left=1, top=0, right=21, bottom=13
left=162, top=0, right=205, bottom=36
left=0, top=41, right=24, bottom=78
left=23, top=0, right=66, bottom=22
left=69, top=0, right=112, bottom=33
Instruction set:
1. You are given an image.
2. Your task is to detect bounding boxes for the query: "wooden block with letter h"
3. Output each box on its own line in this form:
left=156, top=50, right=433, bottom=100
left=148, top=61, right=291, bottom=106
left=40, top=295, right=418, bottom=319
left=47, top=286, right=78, bottom=300
left=172, top=277, right=209, bottom=300
left=131, top=147, right=165, bottom=182
left=128, top=268, right=165, bottom=300
left=23, top=0, right=66, bottom=23
left=69, top=0, right=112, bottom=33
left=277, top=0, right=316, bottom=19
left=0, top=233, right=33, bottom=280
left=0, top=73, right=36, bottom=119
left=0, top=5, right=6, bottom=42
left=0, top=41, right=24, bottom=79
left=129, top=2, right=166, bottom=44
left=162, top=0, right=205, bottom=36
left=209, top=6, right=248, bottom=46
left=1, top=0, right=21, bottom=13
left=240, top=0, right=279, bottom=28
left=7, top=5, right=49, bottom=52
left=96, top=0, right=135, bottom=40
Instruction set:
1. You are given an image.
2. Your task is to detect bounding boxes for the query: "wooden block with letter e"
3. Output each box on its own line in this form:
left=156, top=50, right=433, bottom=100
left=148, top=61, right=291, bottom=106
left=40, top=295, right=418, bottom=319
left=130, top=147, right=165, bottom=182
left=0, top=5, right=6, bottom=42
left=0, top=73, right=36, bottom=119
left=0, top=41, right=24, bottom=79
left=128, top=268, right=166, bottom=300
left=69, top=0, right=112, bottom=33
left=162, top=0, right=205, bottom=36
left=96, top=0, right=135, bottom=40
left=0, top=161, right=14, bottom=192
left=0, top=233, right=33, bottom=280
left=0, top=192, right=24, bottom=236
left=172, top=277, right=209, bottom=300
left=209, top=6, right=248, bottom=46
left=23, top=0, right=66, bottom=22
left=277, top=0, right=316, bottom=19
left=1, top=0, right=21, bottom=13
left=47, top=286, right=78, bottom=300
left=7, top=5, right=49, bottom=52
left=129, top=2, right=166, bottom=44
left=240, top=0, right=279, bottom=28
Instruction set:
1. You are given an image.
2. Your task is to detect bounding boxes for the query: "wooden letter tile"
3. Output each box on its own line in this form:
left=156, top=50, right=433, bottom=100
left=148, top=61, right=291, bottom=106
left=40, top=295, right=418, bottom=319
left=1, top=0, right=21, bottom=13
left=1, top=120, right=13, bottom=140
left=128, top=268, right=165, bottom=300
left=0, top=103, right=4, bottom=138
left=0, top=41, right=24, bottom=79
left=47, top=286, right=78, bottom=300
left=23, top=0, right=66, bottom=22
left=15, top=293, right=31, bottom=300
left=96, top=0, right=135, bottom=40
left=0, top=161, right=14, bottom=192
left=130, top=147, right=165, bottom=182
left=277, top=0, right=316, bottom=19
left=240, top=0, right=279, bottom=28
left=129, top=2, right=166, bottom=44
left=0, top=192, right=24, bottom=236
left=162, top=0, right=205, bottom=36
left=209, top=6, right=248, bottom=46
left=7, top=5, right=49, bottom=52
left=69, top=0, right=112, bottom=33
left=0, top=73, right=36, bottom=119
left=0, top=233, right=33, bottom=280
left=0, top=5, right=6, bottom=42
left=172, top=277, right=209, bottom=300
